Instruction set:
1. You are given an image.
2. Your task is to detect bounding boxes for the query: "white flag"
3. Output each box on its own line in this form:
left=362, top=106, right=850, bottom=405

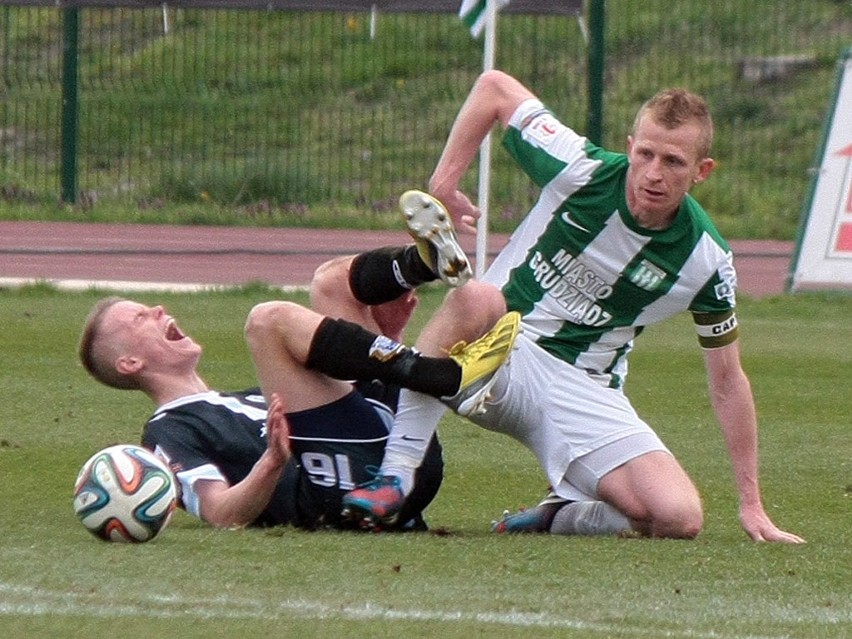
left=459, top=0, right=511, bottom=38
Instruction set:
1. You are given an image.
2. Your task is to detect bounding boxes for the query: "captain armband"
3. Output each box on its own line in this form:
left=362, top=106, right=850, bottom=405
left=692, top=310, right=739, bottom=349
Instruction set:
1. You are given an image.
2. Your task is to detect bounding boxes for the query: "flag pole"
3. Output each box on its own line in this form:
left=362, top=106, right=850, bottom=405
left=475, top=0, right=497, bottom=278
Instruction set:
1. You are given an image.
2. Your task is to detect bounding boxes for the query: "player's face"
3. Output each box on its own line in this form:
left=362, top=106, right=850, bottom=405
left=625, top=115, right=714, bottom=226
left=104, top=301, right=202, bottom=368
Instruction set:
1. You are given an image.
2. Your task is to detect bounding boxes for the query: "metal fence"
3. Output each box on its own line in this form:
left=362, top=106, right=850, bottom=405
left=1, top=0, right=850, bottom=238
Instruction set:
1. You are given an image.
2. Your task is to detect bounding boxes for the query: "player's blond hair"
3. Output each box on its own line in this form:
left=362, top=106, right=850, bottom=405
left=79, top=296, right=142, bottom=391
left=633, top=88, right=714, bottom=159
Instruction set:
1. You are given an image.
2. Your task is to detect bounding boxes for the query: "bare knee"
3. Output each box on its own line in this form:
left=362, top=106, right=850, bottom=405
left=598, top=454, right=704, bottom=539
left=442, top=281, right=507, bottom=337
left=415, top=281, right=507, bottom=356
left=646, top=501, right=704, bottom=539
left=613, top=498, right=703, bottom=539
left=244, top=301, right=303, bottom=350
left=309, top=255, right=354, bottom=312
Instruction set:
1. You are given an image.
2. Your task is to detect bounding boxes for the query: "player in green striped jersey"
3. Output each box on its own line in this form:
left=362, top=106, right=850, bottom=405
left=342, top=70, right=804, bottom=544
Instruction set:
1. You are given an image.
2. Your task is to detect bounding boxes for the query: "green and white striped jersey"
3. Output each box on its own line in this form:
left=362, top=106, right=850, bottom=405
left=483, top=100, right=737, bottom=388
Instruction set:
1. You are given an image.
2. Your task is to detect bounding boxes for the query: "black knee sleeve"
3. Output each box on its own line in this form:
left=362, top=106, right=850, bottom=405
left=306, top=317, right=460, bottom=396
left=348, top=246, right=436, bottom=305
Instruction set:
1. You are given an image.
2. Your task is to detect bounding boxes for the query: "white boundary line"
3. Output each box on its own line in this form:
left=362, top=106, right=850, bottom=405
left=0, top=582, right=803, bottom=639
left=0, top=277, right=307, bottom=294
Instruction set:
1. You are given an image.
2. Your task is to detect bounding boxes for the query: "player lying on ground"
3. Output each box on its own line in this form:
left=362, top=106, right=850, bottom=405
left=78, top=191, right=519, bottom=532
left=341, top=71, right=805, bottom=544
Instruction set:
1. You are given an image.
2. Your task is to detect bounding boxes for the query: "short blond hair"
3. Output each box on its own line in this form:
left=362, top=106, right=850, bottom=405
left=78, top=296, right=141, bottom=390
left=633, top=88, right=714, bottom=159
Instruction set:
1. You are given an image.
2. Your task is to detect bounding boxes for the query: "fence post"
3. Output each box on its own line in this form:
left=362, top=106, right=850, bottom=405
left=586, top=0, right=605, bottom=145
left=60, top=7, right=79, bottom=204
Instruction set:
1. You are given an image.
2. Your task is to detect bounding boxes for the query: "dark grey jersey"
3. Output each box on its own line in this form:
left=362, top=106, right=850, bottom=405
left=142, top=384, right=442, bottom=531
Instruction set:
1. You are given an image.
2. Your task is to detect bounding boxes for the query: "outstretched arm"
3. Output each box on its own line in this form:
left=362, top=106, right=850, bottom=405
left=193, top=393, right=292, bottom=528
left=429, top=70, right=537, bottom=233
left=703, top=342, right=805, bottom=543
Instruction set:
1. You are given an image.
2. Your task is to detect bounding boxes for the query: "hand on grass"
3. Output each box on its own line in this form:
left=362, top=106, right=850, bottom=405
left=740, top=504, right=805, bottom=544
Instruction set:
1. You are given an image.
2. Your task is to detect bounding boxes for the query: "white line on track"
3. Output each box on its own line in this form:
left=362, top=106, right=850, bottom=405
left=0, top=582, right=794, bottom=639
left=0, top=277, right=307, bottom=294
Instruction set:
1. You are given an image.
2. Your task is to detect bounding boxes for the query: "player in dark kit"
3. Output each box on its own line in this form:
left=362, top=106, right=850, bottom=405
left=78, top=191, right=519, bottom=532
left=141, top=381, right=442, bottom=530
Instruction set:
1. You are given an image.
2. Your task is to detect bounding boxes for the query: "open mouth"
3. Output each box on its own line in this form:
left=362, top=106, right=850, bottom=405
left=165, top=318, right=186, bottom=341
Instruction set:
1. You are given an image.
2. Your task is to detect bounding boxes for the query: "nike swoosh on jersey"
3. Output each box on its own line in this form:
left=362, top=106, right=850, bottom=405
left=401, top=435, right=427, bottom=442
left=561, top=211, right=591, bottom=233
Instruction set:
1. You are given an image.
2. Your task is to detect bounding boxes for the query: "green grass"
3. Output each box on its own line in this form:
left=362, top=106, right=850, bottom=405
left=0, top=285, right=849, bottom=638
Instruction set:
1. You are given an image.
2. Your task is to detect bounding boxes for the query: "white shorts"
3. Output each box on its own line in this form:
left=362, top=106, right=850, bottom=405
left=469, top=333, right=670, bottom=502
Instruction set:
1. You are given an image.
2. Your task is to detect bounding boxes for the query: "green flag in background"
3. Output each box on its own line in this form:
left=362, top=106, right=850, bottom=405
left=459, top=0, right=511, bottom=38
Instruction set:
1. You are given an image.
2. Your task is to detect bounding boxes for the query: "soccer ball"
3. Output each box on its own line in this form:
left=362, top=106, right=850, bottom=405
left=73, top=444, right=178, bottom=543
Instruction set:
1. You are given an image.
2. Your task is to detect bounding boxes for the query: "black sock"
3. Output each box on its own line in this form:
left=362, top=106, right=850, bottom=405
left=349, top=246, right=437, bottom=306
left=306, top=317, right=461, bottom=397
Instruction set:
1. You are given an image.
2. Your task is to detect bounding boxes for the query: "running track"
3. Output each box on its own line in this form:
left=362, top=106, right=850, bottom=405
left=0, top=221, right=795, bottom=297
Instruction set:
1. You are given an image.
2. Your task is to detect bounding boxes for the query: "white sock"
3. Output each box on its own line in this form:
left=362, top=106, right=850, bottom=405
left=549, top=500, right=632, bottom=536
left=380, top=389, right=447, bottom=495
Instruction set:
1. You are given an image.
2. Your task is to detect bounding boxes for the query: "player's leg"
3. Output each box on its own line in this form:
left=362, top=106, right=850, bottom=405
left=248, top=201, right=472, bottom=412
left=310, top=254, right=419, bottom=343
left=491, top=490, right=632, bottom=536
left=304, top=301, right=518, bottom=407
left=480, top=341, right=700, bottom=538
left=344, top=245, right=437, bottom=307
left=309, top=254, right=376, bottom=329
left=309, top=190, right=471, bottom=339
left=398, top=189, right=472, bottom=287
left=341, top=282, right=513, bottom=525
left=595, top=451, right=703, bottom=538
left=245, top=292, right=518, bottom=415
left=244, top=301, right=354, bottom=413
left=319, top=189, right=471, bottom=314
left=410, top=279, right=515, bottom=417
left=245, top=300, right=456, bottom=410
left=492, top=442, right=703, bottom=538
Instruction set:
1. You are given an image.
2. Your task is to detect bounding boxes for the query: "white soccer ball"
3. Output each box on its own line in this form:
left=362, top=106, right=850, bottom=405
left=73, top=444, right=178, bottom=543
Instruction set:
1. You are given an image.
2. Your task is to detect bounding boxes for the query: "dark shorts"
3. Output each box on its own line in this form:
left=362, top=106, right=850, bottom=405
left=283, top=383, right=443, bottom=531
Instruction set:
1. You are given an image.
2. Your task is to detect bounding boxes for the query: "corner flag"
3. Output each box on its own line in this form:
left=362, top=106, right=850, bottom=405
left=459, top=0, right=509, bottom=276
left=459, top=0, right=510, bottom=38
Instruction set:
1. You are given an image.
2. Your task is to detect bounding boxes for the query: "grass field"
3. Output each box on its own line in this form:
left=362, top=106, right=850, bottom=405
left=0, top=285, right=849, bottom=638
